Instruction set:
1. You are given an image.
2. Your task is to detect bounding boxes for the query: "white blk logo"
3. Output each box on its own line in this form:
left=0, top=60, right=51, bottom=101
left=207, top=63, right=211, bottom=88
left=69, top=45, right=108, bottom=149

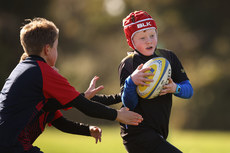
left=137, top=22, right=152, bottom=28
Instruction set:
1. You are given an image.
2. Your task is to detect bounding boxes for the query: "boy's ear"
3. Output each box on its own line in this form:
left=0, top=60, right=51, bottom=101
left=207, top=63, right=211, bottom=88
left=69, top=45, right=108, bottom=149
left=43, top=44, right=51, bottom=55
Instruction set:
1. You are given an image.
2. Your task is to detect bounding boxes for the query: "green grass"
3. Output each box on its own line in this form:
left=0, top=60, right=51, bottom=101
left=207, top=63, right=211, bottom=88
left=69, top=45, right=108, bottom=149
left=169, top=130, right=230, bottom=153
left=34, top=126, right=230, bottom=153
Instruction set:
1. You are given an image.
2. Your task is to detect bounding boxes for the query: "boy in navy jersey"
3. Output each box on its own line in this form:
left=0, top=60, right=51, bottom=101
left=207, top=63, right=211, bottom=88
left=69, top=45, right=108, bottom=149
left=0, top=18, right=143, bottom=153
left=119, top=10, right=193, bottom=153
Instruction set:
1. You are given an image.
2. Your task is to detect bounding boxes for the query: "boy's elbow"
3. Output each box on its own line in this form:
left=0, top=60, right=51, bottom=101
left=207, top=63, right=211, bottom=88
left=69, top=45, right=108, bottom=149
left=184, top=87, right=194, bottom=99
left=188, top=89, right=194, bottom=99
left=175, top=85, right=193, bottom=99
left=187, top=84, right=194, bottom=99
left=121, top=88, right=138, bottom=110
left=122, top=99, right=135, bottom=110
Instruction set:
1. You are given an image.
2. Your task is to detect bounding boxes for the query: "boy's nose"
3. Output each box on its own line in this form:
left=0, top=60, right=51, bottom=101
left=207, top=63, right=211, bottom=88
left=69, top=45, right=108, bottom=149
left=146, top=38, right=152, bottom=44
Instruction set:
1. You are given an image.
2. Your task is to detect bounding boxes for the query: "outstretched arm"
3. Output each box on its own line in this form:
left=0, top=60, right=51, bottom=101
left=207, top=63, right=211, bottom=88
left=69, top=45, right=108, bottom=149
left=68, top=95, right=143, bottom=125
left=84, top=76, right=104, bottom=100
left=83, top=76, right=121, bottom=105
left=52, top=116, right=102, bottom=143
left=91, top=94, right=121, bottom=106
left=43, top=95, right=143, bottom=126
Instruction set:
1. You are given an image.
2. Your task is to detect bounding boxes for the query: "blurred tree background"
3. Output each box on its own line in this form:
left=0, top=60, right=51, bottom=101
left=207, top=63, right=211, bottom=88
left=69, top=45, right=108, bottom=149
left=0, top=0, right=229, bottom=130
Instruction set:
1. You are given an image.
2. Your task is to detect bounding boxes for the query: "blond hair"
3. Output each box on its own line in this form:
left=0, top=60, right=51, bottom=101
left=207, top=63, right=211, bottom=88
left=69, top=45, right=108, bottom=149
left=20, top=18, right=59, bottom=58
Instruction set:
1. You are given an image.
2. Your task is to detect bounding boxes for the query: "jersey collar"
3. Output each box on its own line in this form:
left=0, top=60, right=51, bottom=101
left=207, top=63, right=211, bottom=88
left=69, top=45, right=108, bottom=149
left=27, top=55, right=46, bottom=63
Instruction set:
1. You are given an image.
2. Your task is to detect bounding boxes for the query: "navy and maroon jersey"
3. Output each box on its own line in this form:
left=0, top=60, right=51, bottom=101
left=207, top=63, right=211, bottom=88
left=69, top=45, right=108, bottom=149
left=0, top=55, right=80, bottom=152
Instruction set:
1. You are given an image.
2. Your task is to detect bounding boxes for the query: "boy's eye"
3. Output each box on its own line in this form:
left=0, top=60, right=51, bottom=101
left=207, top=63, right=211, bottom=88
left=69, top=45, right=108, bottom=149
left=150, top=35, right=154, bottom=38
left=140, top=37, right=145, bottom=40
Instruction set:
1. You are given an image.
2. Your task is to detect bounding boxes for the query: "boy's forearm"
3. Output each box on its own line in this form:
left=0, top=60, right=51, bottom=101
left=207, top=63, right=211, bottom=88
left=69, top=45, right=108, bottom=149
left=52, top=116, right=91, bottom=136
left=91, top=93, right=121, bottom=106
left=174, top=80, right=193, bottom=99
left=67, top=94, right=117, bottom=121
left=122, top=76, right=138, bottom=110
left=67, top=94, right=143, bottom=125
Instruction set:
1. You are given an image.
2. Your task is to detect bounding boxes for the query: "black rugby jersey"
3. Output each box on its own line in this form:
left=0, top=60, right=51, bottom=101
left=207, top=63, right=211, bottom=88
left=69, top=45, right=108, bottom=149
left=118, top=49, right=189, bottom=142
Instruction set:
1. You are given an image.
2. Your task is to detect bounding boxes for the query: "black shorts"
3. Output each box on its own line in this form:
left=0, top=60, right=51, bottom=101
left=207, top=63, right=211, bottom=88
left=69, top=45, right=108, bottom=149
left=123, top=130, right=182, bottom=153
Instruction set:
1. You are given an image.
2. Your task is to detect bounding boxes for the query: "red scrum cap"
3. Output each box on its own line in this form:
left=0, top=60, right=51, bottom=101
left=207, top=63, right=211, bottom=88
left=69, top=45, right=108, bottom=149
left=123, top=10, right=157, bottom=50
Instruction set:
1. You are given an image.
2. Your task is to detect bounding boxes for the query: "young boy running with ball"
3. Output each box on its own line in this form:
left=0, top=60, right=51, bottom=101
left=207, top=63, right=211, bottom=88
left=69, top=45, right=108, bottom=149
left=119, top=10, right=193, bottom=153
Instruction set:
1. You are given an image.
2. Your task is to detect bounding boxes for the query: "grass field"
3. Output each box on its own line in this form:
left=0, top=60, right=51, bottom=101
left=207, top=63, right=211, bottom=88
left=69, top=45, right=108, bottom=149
left=34, top=126, right=230, bottom=153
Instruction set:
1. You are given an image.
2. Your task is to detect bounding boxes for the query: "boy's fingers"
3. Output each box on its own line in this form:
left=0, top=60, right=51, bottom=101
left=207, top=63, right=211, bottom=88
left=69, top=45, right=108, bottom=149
left=168, top=78, right=173, bottom=83
left=122, top=107, right=129, bottom=111
left=117, top=107, right=143, bottom=125
left=137, top=78, right=153, bottom=86
left=163, top=84, right=169, bottom=89
left=96, top=138, right=98, bottom=144
left=133, top=113, right=143, bottom=121
left=137, top=64, right=144, bottom=70
left=94, top=85, right=104, bottom=92
left=130, top=116, right=143, bottom=124
left=143, top=78, right=153, bottom=82
left=144, top=72, right=154, bottom=76
left=90, top=76, right=99, bottom=85
left=141, top=67, right=151, bottom=72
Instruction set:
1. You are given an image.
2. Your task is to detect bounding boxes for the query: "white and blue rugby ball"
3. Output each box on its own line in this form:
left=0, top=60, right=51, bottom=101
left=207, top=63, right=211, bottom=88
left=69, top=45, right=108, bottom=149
left=137, top=57, right=171, bottom=99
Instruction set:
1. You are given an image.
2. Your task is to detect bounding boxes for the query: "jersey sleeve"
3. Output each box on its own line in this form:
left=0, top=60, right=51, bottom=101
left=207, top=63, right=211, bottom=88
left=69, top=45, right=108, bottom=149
left=91, top=94, right=121, bottom=106
left=170, top=52, right=189, bottom=83
left=118, top=55, right=134, bottom=91
left=37, top=61, right=80, bottom=105
left=48, top=110, right=63, bottom=126
left=118, top=55, right=139, bottom=110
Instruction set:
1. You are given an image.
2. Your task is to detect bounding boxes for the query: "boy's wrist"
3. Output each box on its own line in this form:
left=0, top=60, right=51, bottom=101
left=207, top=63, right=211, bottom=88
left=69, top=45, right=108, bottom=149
left=174, top=84, right=181, bottom=94
left=126, top=76, right=136, bottom=86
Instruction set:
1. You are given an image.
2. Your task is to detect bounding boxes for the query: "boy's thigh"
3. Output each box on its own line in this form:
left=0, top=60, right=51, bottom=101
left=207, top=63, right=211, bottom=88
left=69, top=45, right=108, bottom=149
left=154, top=140, right=182, bottom=153
left=124, top=143, right=143, bottom=153
left=124, top=130, right=182, bottom=153
left=124, top=130, right=162, bottom=153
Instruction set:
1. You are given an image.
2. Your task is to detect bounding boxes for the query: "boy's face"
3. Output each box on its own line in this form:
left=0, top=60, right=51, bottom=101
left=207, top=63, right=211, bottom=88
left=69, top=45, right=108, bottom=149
left=46, top=38, right=58, bottom=66
left=132, top=29, right=157, bottom=56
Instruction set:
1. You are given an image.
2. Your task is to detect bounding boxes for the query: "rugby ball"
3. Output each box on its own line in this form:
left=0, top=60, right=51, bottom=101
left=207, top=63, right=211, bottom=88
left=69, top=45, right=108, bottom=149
left=136, top=57, right=171, bottom=99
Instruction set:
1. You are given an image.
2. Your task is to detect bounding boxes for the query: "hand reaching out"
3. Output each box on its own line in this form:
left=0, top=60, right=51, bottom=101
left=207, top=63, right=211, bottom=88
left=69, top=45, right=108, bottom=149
left=89, top=126, right=102, bottom=144
left=116, top=107, right=143, bottom=125
left=84, top=76, right=104, bottom=99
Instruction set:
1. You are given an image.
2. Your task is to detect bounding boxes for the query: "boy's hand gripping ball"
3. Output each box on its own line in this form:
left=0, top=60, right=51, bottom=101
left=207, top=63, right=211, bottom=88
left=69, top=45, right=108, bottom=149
left=137, top=57, right=171, bottom=99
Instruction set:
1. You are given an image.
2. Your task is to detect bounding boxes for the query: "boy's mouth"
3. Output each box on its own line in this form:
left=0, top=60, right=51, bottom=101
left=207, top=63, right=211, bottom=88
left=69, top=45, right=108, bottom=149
left=146, top=46, right=153, bottom=50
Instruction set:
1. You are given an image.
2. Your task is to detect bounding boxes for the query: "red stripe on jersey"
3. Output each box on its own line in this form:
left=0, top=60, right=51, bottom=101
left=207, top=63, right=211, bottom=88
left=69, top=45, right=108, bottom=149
left=37, top=61, right=80, bottom=105
left=36, top=101, right=44, bottom=111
